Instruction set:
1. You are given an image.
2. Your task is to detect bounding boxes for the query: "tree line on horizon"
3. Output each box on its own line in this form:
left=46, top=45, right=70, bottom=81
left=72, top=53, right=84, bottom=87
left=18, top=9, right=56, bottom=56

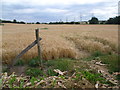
left=89, top=16, right=120, bottom=24
left=0, top=16, right=120, bottom=25
left=0, top=19, right=26, bottom=24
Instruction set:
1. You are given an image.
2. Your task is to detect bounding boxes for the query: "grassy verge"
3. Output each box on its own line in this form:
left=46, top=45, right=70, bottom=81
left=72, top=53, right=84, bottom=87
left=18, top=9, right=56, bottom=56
left=81, top=70, right=107, bottom=84
left=83, top=51, right=119, bottom=81
left=45, top=58, right=74, bottom=71
left=3, top=51, right=119, bottom=87
left=100, top=55, right=119, bottom=73
left=3, top=57, right=117, bottom=88
left=23, top=58, right=74, bottom=77
left=83, top=51, right=106, bottom=61
left=25, top=68, right=44, bottom=77
left=99, top=54, right=120, bottom=81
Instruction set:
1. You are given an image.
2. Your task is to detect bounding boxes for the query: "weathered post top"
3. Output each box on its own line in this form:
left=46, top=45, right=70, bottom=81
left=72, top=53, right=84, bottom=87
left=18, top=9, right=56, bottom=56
left=35, top=28, right=39, bottom=31
left=35, top=28, right=39, bottom=36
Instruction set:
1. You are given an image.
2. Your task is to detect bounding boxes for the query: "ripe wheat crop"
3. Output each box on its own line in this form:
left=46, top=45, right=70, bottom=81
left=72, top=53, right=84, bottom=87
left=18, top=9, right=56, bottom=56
left=1, top=24, right=118, bottom=64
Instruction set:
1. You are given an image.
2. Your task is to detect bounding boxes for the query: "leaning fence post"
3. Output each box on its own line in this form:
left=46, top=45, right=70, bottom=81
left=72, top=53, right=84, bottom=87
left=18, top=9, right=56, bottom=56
left=35, top=28, right=42, bottom=66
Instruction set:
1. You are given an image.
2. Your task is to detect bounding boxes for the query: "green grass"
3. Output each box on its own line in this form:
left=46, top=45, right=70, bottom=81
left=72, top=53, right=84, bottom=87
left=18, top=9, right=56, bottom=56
left=19, top=79, right=24, bottom=88
left=83, top=53, right=119, bottom=81
left=51, top=79, right=57, bottom=87
left=28, top=57, right=40, bottom=67
left=47, top=68, right=58, bottom=76
left=116, top=75, right=120, bottom=81
left=8, top=76, right=17, bottom=88
left=92, top=51, right=105, bottom=57
left=0, top=79, right=2, bottom=88
left=14, top=59, right=24, bottom=66
left=82, top=51, right=105, bottom=61
left=99, top=54, right=119, bottom=73
left=3, top=57, right=119, bottom=88
left=2, top=65, right=9, bottom=73
left=83, top=56, right=96, bottom=61
left=72, top=72, right=82, bottom=81
left=25, top=68, right=43, bottom=77
left=41, top=28, right=48, bottom=30
left=81, top=71, right=107, bottom=84
left=46, top=58, right=74, bottom=71
left=30, top=77, right=38, bottom=86
left=83, top=51, right=118, bottom=73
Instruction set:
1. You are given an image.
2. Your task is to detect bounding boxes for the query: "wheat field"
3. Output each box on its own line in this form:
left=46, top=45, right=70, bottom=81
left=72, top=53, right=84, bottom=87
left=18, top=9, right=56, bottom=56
left=1, top=23, right=118, bottom=64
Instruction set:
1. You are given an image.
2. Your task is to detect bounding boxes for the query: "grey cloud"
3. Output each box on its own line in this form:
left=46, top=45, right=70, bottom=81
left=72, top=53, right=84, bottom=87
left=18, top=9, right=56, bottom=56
left=2, top=1, right=118, bottom=22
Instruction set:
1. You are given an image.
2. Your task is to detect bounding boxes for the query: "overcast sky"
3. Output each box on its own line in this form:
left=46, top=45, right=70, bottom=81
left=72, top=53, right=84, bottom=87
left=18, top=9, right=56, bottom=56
left=1, top=0, right=119, bottom=22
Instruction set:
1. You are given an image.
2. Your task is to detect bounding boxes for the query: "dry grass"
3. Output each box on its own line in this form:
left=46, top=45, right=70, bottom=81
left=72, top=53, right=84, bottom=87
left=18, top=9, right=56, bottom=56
left=2, top=24, right=118, bottom=64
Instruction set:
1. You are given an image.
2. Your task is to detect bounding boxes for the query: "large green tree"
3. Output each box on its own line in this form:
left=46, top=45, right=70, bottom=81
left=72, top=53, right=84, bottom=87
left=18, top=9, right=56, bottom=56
left=13, top=19, right=17, bottom=23
left=89, top=17, right=99, bottom=24
left=106, top=16, right=120, bottom=24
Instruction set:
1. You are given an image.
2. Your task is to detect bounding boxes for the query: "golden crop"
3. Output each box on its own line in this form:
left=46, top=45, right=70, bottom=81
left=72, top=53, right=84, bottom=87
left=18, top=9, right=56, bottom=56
left=1, top=24, right=118, bottom=64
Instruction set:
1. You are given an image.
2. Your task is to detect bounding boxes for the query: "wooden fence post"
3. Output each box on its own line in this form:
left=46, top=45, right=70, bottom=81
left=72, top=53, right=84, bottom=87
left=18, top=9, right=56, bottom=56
left=35, top=28, right=42, bottom=66
left=8, top=29, right=43, bottom=69
left=9, top=37, right=42, bottom=68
